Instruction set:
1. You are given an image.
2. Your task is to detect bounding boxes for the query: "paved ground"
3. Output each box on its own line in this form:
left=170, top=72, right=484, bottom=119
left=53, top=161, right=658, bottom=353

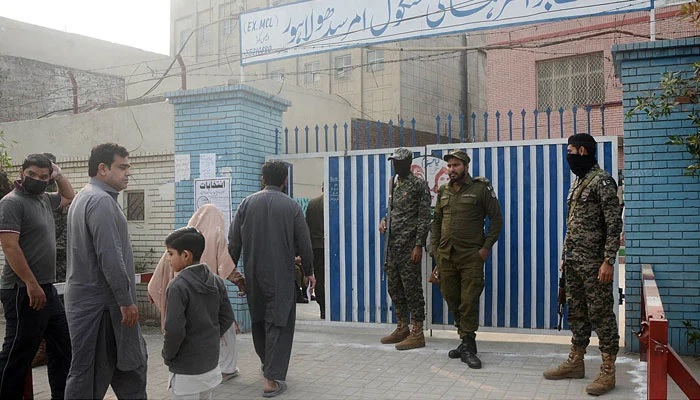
left=15, top=301, right=699, bottom=399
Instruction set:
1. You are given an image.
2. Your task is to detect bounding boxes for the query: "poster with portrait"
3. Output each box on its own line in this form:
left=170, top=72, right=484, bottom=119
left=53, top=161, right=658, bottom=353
left=411, top=155, right=448, bottom=207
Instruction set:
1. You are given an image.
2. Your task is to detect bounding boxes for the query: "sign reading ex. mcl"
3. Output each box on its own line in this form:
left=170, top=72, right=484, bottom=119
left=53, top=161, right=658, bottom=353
left=239, top=0, right=651, bottom=65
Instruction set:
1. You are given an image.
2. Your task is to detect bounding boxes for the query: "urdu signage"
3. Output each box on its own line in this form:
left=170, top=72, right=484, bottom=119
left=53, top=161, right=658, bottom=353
left=240, top=0, right=652, bottom=65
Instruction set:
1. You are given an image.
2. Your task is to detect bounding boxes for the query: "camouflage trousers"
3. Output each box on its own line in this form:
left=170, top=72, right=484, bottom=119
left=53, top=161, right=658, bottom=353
left=438, top=250, right=484, bottom=340
left=564, top=260, right=620, bottom=355
left=386, top=245, right=425, bottom=322
left=55, top=248, right=67, bottom=283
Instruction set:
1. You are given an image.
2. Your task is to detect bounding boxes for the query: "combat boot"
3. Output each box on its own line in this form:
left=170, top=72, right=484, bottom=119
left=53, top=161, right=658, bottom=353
left=460, top=336, right=482, bottom=369
left=543, top=345, right=586, bottom=380
left=380, top=318, right=409, bottom=344
left=586, top=353, right=616, bottom=396
left=395, top=320, right=425, bottom=350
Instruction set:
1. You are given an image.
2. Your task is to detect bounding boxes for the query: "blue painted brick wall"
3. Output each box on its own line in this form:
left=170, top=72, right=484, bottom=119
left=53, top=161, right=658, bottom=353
left=166, top=85, right=290, bottom=332
left=612, top=38, right=700, bottom=355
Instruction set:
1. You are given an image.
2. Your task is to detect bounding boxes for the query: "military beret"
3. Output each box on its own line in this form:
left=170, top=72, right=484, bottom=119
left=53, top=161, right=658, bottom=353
left=388, top=147, right=412, bottom=161
left=443, top=150, right=470, bottom=164
left=567, top=133, right=597, bottom=147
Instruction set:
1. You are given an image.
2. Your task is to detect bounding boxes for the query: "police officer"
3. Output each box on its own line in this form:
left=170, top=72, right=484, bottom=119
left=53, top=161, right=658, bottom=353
left=543, top=134, right=622, bottom=396
left=378, top=148, right=431, bottom=350
left=431, top=150, right=502, bottom=369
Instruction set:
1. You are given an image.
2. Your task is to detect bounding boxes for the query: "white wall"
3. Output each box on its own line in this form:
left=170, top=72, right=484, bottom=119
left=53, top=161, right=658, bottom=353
left=0, top=101, right=174, bottom=162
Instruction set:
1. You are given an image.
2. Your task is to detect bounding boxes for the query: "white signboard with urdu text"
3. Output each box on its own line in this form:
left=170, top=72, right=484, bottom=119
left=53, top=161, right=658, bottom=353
left=240, top=0, right=651, bottom=64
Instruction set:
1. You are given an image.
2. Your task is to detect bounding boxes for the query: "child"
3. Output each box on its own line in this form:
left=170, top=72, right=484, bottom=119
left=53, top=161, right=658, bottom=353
left=149, top=204, right=245, bottom=381
left=162, top=227, right=235, bottom=400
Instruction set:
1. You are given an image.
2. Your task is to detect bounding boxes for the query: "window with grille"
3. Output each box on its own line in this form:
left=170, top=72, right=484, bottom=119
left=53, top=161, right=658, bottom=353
left=304, top=62, right=320, bottom=84
left=270, top=69, right=285, bottom=82
left=125, top=191, right=145, bottom=221
left=335, top=54, right=351, bottom=79
left=367, top=50, right=384, bottom=72
left=537, top=53, right=604, bottom=110
left=198, top=10, right=213, bottom=57
left=175, top=16, right=192, bottom=53
left=219, top=2, right=239, bottom=51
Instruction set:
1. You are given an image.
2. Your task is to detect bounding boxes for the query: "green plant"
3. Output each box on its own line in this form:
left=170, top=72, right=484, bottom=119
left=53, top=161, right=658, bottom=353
left=625, top=62, right=700, bottom=175
left=682, top=320, right=700, bottom=349
left=624, top=2, right=700, bottom=175
left=0, top=130, right=15, bottom=170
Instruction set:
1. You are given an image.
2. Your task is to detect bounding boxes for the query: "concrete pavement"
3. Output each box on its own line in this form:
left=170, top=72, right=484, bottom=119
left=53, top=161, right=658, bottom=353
left=17, top=301, right=700, bottom=399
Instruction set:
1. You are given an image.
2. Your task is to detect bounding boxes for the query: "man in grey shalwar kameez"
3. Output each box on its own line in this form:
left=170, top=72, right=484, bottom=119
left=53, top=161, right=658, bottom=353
left=65, top=143, right=148, bottom=399
left=229, top=160, right=315, bottom=397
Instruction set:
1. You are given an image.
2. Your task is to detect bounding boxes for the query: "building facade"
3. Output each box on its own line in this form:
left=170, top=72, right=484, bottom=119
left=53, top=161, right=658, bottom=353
left=169, top=0, right=473, bottom=134
left=483, top=2, right=700, bottom=143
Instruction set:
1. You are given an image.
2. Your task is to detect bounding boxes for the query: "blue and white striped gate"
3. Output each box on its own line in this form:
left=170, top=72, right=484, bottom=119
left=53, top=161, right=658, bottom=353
left=317, top=137, right=618, bottom=330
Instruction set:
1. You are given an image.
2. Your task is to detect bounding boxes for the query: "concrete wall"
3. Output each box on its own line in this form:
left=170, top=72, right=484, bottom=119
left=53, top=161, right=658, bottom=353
left=0, top=17, right=176, bottom=101
left=0, top=55, right=125, bottom=122
left=612, top=37, right=700, bottom=355
left=0, top=101, right=174, bottom=160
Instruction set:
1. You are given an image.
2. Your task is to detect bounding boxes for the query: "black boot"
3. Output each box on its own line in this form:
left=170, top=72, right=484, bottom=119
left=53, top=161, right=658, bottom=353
left=448, top=342, right=466, bottom=359
left=460, top=337, right=482, bottom=369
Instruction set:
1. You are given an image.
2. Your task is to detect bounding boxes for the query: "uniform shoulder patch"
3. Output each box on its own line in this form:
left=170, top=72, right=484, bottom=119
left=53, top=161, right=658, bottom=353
left=473, top=176, right=491, bottom=185
left=599, top=175, right=617, bottom=189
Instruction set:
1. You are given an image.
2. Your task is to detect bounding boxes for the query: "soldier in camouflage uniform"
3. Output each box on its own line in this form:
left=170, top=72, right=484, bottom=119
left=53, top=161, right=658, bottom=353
left=543, top=134, right=622, bottom=396
left=378, top=148, right=431, bottom=350
left=431, top=150, right=502, bottom=369
left=44, top=153, right=68, bottom=282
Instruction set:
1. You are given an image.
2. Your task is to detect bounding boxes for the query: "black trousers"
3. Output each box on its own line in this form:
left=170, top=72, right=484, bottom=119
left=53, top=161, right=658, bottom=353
left=313, top=248, right=325, bottom=318
left=0, top=284, right=71, bottom=399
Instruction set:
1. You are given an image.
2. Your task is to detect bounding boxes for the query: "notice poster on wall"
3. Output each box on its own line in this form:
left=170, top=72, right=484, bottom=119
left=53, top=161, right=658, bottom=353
left=194, top=177, right=232, bottom=235
left=174, top=154, right=191, bottom=182
left=199, top=153, right=216, bottom=178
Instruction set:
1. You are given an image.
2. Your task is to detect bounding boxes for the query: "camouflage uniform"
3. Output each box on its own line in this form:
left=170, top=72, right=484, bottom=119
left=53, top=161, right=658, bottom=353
left=53, top=207, right=68, bottom=282
left=385, top=173, right=431, bottom=322
left=432, top=172, right=502, bottom=340
left=563, top=164, right=622, bottom=355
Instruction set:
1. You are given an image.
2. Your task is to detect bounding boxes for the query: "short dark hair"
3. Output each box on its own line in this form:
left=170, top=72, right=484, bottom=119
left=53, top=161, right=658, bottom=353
left=22, top=153, right=53, bottom=175
left=88, top=143, right=129, bottom=177
left=567, top=134, right=597, bottom=157
left=165, top=227, right=205, bottom=262
left=262, top=161, right=288, bottom=187
left=43, top=153, right=57, bottom=163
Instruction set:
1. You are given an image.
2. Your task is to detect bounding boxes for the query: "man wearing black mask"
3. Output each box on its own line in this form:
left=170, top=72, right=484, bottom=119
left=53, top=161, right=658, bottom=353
left=0, top=153, right=74, bottom=399
left=543, top=134, right=622, bottom=396
left=378, top=148, right=431, bottom=350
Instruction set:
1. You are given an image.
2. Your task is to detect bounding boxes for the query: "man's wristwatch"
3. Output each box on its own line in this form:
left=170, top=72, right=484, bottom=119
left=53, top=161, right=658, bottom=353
left=606, top=256, right=616, bottom=265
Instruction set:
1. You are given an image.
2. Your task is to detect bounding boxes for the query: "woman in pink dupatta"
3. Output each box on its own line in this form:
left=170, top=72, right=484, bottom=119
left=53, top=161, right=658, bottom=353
left=148, top=204, right=246, bottom=381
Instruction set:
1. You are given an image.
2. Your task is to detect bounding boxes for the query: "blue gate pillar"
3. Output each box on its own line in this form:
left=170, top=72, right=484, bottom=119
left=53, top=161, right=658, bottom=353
left=613, top=38, right=700, bottom=355
left=166, top=85, right=291, bottom=332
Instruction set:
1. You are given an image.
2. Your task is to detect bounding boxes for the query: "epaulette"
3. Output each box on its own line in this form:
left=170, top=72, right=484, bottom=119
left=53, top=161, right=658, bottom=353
left=473, top=176, right=490, bottom=185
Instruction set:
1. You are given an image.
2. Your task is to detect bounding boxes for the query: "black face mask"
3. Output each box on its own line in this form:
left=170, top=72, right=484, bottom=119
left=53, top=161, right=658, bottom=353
left=566, top=154, right=596, bottom=178
left=22, top=176, right=49, bottom=195
left=393, top=159, right=412, bottom=178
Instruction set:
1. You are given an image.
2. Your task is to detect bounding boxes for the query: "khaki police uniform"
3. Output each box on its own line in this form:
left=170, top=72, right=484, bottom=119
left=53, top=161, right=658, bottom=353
left=431, top=150, right=502, bottom=340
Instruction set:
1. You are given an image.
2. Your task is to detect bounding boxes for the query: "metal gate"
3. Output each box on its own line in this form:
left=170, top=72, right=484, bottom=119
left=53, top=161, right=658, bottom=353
left=276, top=137, right=619, bottom=330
